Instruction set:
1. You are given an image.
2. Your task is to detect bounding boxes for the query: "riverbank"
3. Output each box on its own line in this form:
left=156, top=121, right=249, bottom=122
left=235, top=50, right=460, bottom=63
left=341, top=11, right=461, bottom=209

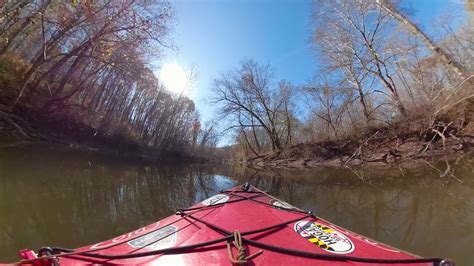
left=0, top=107, right=203, bottom=164
left=246, top=107, right=474, bottom=169
left=2, top=103, right=473, bottom=168
left=247, top=136, right=473, bottom=169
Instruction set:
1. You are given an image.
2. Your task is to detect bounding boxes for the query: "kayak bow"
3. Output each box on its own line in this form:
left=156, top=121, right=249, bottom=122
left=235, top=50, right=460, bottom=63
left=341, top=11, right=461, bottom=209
left=12, top=183, right=454, bottom=265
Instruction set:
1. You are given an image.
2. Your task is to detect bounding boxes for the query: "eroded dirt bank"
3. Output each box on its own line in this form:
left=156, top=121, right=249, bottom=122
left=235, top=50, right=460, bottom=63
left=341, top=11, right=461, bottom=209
left=246, top=120, right=474, bottom=169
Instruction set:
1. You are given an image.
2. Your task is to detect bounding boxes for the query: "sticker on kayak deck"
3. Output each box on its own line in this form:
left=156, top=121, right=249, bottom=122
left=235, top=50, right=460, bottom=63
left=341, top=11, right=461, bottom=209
left=128, top=225, right=177, bottom=250
left=201, top=194, right=229, bottom=206
left=270, top=199, right=297, bottom=210
left=294, top=221, right=354, bottom=254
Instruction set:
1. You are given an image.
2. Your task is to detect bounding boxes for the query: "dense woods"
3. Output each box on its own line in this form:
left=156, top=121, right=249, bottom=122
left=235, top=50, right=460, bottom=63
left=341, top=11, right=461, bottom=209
left=0, top=0, right=472, bottom=163
left=215, top=0, right=473, bottom=161
left=0, top=0, right=218, bottom=158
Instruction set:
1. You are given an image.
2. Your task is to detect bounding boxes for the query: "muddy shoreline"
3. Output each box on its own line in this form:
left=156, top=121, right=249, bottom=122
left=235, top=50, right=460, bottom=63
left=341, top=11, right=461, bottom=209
left=245, top=134, right=474, bottom=169
left=0, top=108, right=205, bottom=164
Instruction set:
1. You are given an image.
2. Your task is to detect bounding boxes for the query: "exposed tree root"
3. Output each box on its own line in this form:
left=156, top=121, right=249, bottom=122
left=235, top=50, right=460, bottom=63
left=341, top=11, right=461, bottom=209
left=0, top=110, right=36, bottom=139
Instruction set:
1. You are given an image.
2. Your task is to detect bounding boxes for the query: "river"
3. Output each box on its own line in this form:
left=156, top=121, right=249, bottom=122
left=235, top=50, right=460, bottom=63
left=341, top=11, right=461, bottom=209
left=0, top=144, right=473, bottom=264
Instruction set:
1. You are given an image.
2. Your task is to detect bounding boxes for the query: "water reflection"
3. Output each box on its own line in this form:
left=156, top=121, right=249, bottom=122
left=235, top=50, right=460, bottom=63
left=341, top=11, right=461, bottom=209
left=0, top=145, right=472, bottom=264
left=0, top=145, right=237, bottom=261
left=221, top=159, right=474, bottom=266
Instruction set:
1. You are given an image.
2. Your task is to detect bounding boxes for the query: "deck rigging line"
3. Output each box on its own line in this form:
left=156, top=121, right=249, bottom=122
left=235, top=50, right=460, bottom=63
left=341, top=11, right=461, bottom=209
left=19, top=184, right=454, bottom=266
left=227, top=230, right=263, bottom=264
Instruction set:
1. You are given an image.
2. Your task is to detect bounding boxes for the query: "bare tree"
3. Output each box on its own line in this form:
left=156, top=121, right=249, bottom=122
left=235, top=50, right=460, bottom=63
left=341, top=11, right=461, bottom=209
left=311, top=0, right=409, bottom=116
left=213, top=60, right=297, bottom=153
left=305, top=83, right=349, bottom=139
left=375, top=0, right=467, bottom=76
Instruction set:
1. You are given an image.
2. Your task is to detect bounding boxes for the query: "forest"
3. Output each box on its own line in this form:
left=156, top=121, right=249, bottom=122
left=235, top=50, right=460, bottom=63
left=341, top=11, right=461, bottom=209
left=0, top=0, right=472, bottom=164
left=213, top=0, right=473, bottom=165
left=0, top=0, right=221, bottom=159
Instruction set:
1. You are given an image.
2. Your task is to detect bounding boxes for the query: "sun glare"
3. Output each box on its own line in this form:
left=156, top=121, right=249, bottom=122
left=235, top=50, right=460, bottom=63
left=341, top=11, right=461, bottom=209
left=159, top=62, right=190, bottom=95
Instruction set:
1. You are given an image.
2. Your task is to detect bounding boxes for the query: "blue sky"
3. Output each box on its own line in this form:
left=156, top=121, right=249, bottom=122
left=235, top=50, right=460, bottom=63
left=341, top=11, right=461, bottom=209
left=158, top=0, right=469, bottom=123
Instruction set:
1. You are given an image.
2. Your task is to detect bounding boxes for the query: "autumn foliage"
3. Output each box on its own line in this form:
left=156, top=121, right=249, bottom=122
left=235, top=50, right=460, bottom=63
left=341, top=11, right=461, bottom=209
left=0, top=0, right=204, bottom=157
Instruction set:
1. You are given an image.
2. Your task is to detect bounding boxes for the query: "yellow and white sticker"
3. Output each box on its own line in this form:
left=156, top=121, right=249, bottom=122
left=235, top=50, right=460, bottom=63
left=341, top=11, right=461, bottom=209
left=294, top=220, right=354, bottom=254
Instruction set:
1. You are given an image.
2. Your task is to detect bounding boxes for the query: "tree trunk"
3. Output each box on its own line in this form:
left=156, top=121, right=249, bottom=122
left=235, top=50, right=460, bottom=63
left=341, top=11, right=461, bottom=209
left=376, top=0, right=466, bottom=76
left=360, top=32, right=408, bottom=116
left=284, top=101, right=293, bottom=146
left=241, top=129, right=260, bottom=157
left=351, top=76, right=371, bottom=123
left=8, top=25, right=92, bottom=111
left=250, top=116, right=262, bottom=152
left=0, top=17, right=32, bottom=55
left=271, top=128, right=283, bottom=151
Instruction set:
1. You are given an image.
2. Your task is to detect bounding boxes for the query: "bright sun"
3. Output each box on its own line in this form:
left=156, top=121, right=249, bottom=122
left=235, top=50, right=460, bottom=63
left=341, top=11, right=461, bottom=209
left=159, top=62, right=190, bottom=95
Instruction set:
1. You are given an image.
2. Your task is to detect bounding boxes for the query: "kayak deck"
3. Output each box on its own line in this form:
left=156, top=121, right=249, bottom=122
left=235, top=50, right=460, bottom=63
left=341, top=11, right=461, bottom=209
left=15, top=184, right=451, bottom=265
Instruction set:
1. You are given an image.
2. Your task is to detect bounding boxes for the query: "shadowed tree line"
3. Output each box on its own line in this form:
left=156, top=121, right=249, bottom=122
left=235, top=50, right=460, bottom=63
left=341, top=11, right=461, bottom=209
left=0, top=0, right=218, bottom=157
left=213, top=0, right=473, bottom=161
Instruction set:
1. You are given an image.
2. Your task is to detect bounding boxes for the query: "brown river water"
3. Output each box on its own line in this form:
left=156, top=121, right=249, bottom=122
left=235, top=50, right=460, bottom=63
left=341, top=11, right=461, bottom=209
left=0, top=144, right=473, bottom=264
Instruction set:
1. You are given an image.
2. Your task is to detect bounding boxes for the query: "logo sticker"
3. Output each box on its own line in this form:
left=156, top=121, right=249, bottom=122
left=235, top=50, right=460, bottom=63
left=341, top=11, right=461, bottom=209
left=294, top=221, right=354, bottom=254
left=201, top=194, right=229, bottom=206
left=128, top=225, right=177, bottom=250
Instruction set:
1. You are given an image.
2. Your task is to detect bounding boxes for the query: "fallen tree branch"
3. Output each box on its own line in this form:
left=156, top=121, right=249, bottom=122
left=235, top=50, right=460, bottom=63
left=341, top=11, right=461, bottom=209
left=0, top=110, right=35, bottom=139
left=344, top=130, right=380, bottom=166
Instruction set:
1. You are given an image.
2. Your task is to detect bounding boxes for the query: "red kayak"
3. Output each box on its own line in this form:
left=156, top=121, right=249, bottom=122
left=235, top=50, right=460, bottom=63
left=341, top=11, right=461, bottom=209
left=11, top=184, right=452, bottom=265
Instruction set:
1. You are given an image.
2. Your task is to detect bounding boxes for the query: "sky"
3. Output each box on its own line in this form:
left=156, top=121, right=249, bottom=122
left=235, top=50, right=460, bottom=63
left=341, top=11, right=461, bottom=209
left=156, top=0, right=470, bottom=128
